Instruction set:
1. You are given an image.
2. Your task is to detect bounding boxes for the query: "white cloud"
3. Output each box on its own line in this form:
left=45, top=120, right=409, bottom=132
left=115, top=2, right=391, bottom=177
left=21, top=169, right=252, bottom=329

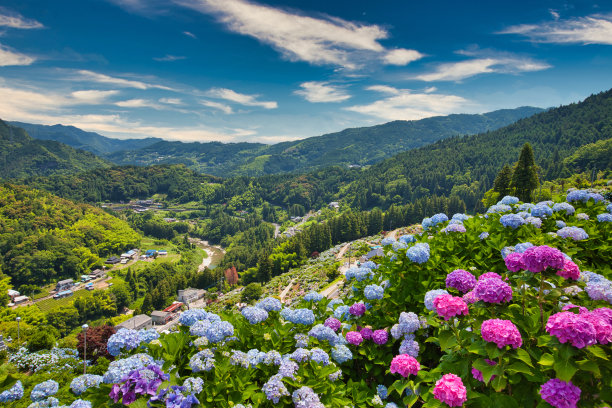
left=174, top=0, right=421, bottom=69
left=71, top=90, right=119, bottom=104
left=500, top=14, right=612, bottom=45
left=115, top=99, right=163, bottom=109
left=153, top=54, right=187, bottom=61
left=183, top=31, right=197, bottom=39
left=0, top=43, right=35, bottom=66
left=200, top=99, right=234, bottom=114
left=206, top=87, right=277, bottom=109
left=159, top=97, right=183, bottom=105
left=413, top=56, right=550, bottom=82
left=345, top=86, right=471, bottom=121
left=0, top=9, right=44, bottom=29
left=383, top=48, right=423, bottom=65
left=73, top=70, right=174, bottom=90
left=294, top=81, right=351, bottom=103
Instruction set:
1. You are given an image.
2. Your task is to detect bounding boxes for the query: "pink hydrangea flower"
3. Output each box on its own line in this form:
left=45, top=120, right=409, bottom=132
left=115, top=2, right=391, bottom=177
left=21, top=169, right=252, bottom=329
left=546, top=312, right=597, bottom=348
left=504, top=252, right=525, bottom=272
left=474, top=278, right=512, bottom=304
left=561, top=304, right=588, bottom=314
left=478, top=272, right=502, bottom=281
left=389, top=354, right=420, bottom=377
left=324, top=317, right=341, bottom=331
left=540, top=379, right=581, bottom=408
left=462, top=291, right=479, bottom=304
left=433, top=373, right=467, bottom=407
left=557, top=260, right=580, bottom=280
left=471, top=359, right=496, bottom=382
left=583, top=312, right=612, bottom=345
left=445, top=269, right=477, bottom=293
left=521, top=245, right=565, bottom=273
left=481, top=319, right=522, bottom=348
left=591, top=307, right=612, bottom=324
left=345, top=331, right=363, bottom=346
left=433, top=294, right=469, bottom=321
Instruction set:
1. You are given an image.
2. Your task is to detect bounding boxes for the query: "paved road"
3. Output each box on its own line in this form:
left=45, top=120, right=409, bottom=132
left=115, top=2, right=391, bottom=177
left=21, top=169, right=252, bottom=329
left=279, top=278, right=296, bottom=302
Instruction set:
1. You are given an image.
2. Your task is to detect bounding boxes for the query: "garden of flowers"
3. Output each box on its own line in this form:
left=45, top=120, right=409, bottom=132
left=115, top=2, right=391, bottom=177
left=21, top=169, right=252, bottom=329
left=1, top=189, right=611, bottom=407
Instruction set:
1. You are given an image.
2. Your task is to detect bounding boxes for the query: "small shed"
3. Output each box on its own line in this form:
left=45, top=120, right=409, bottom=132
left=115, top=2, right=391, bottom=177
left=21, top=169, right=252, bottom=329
left=56, top=279, right=74, bottom=292
left=151, top=311, right=171, bottom=325
left=116, top=314, right=153, bottom=330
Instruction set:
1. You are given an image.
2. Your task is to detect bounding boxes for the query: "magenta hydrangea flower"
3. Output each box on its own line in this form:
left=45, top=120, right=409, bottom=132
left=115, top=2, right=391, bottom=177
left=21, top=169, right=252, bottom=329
left=471, top=359, right=496, bottom=382
left=389, top=354, right=420, bottom=377
left=481, top=319, right=522, bottom=348
left=445, top=269, right=477, bottom=293
left=540, top=379, right=581, bottom=408
left=557, top=260, right=580, bottom=280
left=433, top=294, right=469, bottom=320
left=504, top=252, right=525, bottom=272
left=359, top=327, right=373, bottom=340
left=433, top=373, right=467, bottom=407
left=583, top=312, right=612, bottom=345
left=592, top=307, right=612, bottom=324
left=324, top=317, right=342, bottom=332
left=349, top=302, right=366, bottom=317
left=521, top=245, right=565, bottom=273
left=478, top=272, right=502, bottom=281
left=345, top=331, right=363, bottom=346
left=561, top=304, right=588, bottom=314
left=546, top=312, right=597, bottom=348
left=462, top=291, right=479, bottom=304
left=474, top=278, right=512, bottom=304
left=372, top=329, right=388, bottom=345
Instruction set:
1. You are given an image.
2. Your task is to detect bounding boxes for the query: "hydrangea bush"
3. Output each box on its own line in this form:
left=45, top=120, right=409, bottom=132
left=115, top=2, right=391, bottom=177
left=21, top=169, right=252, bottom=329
left=1, top=189, right=611, bottom=407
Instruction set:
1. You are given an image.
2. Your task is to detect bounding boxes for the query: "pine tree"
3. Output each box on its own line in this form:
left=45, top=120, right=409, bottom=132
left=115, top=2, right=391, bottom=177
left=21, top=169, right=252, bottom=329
left=511, top=143, right=539, bottom=202
left=141, top=294, right=153, bottom=314
left=256, top=257, right=272, bottom=283
left=493, top=164, right=513, bottom=197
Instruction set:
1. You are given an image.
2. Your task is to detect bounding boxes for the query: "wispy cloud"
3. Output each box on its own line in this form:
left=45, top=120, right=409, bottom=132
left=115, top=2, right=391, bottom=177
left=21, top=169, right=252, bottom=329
left=159, top=97, right=183, bottom=105
left=345, top=85, right=471, bottom=121
left=71, top=90, right=119, bottom=104
left=153, top=54, right=187, bottom=61
left=0, top=8, right=44, bottom=29
left=413, top=54, right=550, bottom=82
left=183, top=31, right=197, bottom=39
left=173, top=0, right=422, bottom=69
left=115, top=99, right=163, bottom=109
left=200, top=99, right=234, bottom=114
left=72, top=70, right=174, bottom=90
left=0, top=43, right=35, bottom=66
left=206, top=87, right=277, bottom=109
left=294, top=81, right=351, bottom=103
left=500, top=13, right=612, bottom=45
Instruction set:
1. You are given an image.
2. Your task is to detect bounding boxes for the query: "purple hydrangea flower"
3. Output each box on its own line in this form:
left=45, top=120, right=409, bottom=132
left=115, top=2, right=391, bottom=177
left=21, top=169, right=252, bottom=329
left=446, top=269, right=477, bottom=293
left=540, top=379, right=581, bottom=408
left=521, top=245, right=566, bottom=273
left=474, top=277, right=512, bottom=304
left=372, top=330, right=388, bottom=345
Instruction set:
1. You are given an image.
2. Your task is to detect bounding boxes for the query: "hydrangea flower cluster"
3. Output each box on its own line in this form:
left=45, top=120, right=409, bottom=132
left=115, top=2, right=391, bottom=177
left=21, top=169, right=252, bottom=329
left=566, top=189, right=604, bottom=203
left=241, top=306, right=269, bottom=324
left=8, top=348, right=80, bottom=373
left=391, top=312, right=421, bottom=339
left=500, top=214, right=525, bottom=229
left=445, top=269, right=477, bottom=293
left=364, top=284, right=384, bottom=300
left=31, top=380, right=59, bottom=402
left=256, top=297, right=283, bottom=311
left=406, top=243, right=430, bottom=264
left=433, top=294, right=469, bottom=320
left=182, top=377, right=204, bottom=395
left=556, top=220, right=566, bottom=229
left=481, top=319, right=522, bottom=348
left=598, top=213, right=612, bottom=222
left=323, top=317, right=341, bottom=331
left=345, top=331, right=363, bottom=346
left=178, top=309, right=211, bottom=326
left=557, top=260, right=580, bottom=280
left=107, top=328, right=160, bottom=357
left=70, top=375, right=103, bottom=395
left=424, top=289, right=449, bottom=311
left=0, top=380, right=23, bottom=402
left=531, top=204, right=553, bottom=218
left=499, top=195, right=519, bottom=205
left=546, top=312, right=599, bottom=348
left=262, top=375, right=289, bottom=403
left=540, top=379, right=581, bottom=408
left=474, top=276, right=512, bottom=304
left=331, top=344, right=353, bottom=364
left=553, top=202, right=575, bottom=215
left=505, top=252, right=525, bottom=272
left=308, top=324, right=341, bottom=345
left=304, top=291, right=323, bottom=302
left=109, top=364, right=168, bottom=405
left=486, top=204, right=512, bottom=214
left=478, top=231, right=489, bottom=240
left=471, top=359, right=497, bottom=382
left=281, top=308, right=315, bottom=325
left=103, top=354, right=159, bottom=383
left=345, top=267, right=374, bottom=282
left=148, top=385, right=199, bottom=408
left=372, top=329, right=389, bottom=345
left=557, top=226, right=589, bottom=241
left=433, top=374, right=467, bottom=407
left=292, top=386, right=324, bottom=408
left=399, top=234, right=416, bottom=244
left=389, top=354, right=420, bottom=377
left=189, top=349, right=216, bottom=372
left=442, top=224, right=466, bottom=233
left=349, top=302, right=366, bottom=316
left=521, top=245, right=566, bottom=273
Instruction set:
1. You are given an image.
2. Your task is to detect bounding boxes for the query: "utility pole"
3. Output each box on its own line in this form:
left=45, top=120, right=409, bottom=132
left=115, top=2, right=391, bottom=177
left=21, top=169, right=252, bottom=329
left=16, top=316, right=21, bottom=344
left=82, top=324, right=88, bottom=374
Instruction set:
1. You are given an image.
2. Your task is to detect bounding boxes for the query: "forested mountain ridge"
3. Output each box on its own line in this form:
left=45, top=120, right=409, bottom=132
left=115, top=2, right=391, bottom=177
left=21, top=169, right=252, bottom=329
left=9, top=121, right=163, bottom=155
left=0, top=183, right=140, bottom=288
left=104, top=106, right=543, bottom=176
left=341, top=89, right=612, bottom=212
left=0, top=119, right=110, bottom=178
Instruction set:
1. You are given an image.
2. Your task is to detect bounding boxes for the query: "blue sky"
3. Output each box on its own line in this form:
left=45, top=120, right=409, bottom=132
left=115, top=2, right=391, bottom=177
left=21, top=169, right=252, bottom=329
left=0, top=0, right=610, bottom=143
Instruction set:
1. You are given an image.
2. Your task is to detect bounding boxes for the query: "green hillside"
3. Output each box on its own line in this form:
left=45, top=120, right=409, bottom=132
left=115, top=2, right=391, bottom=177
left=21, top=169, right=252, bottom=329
left=106, top=107, right=542, bottom=176
left=0, top=183, right=140, bottom=288
left=0, top=120, right=110, bottom=178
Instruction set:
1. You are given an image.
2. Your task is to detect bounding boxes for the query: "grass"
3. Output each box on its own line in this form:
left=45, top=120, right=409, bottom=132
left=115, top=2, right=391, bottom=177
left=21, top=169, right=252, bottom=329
left=32, top=284, right=53, bottom=300
left=35, top=289, right=89, bottom=312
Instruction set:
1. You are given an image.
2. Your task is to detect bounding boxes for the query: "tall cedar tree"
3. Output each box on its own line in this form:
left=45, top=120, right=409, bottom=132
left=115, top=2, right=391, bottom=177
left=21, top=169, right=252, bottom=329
left=511, top=143, right=539, bottom=202
left=493, top=164, right=513, bottom=197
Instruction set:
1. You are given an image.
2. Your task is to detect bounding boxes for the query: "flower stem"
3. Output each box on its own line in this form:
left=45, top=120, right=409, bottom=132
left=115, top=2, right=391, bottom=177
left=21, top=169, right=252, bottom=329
left=538, top=273, right=545, bottom=330
left=450, top=322, right=464, bottom=349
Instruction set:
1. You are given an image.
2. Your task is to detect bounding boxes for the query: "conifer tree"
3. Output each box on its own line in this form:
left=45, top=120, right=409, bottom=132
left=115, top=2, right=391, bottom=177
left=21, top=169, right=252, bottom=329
left=511, top=143, right=539, bottom=202
left=493, top=164, right=513, bottom=197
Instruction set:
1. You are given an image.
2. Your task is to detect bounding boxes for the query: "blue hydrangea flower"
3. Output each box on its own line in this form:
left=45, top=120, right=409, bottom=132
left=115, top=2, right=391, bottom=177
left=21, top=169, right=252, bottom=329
left=333, top=305, right=350, bottom=321
left=553, top=202, right=575, bottom=215
left=424, top=289, right=448, bottom=311
left=585, top=282, right=612, bottom=303
left=556, top=220, right=567, bottom=229
left=103, top=354, right=158, bottom=384
left=205, top=321, right=234, bottom=343
left=514, top=242, right=534, bottom=253
left=178, top=309, right=210, bottom=326
left=309, top=348, right=330, bottom=366
left=557, top=226, right=589, bottom=241
left=531, top=204, right=553, bottom=218
left=406, top=243, right=430, bottom=264
left=381, top=237, right=396, bottom=246
left=182, top=377, right=204, bottom=395
left=597, top=213, right=612, bottom=222
left=399, top=234, right=416, bottom=244
left=70, top=375, right=102, bottom=395
left=392, top=241, right=408, bottom=251
left=486, top=204, right=512, bottom=214
left=331, top=345, right=353, bottom=364
left=517, top=203, right=535, bottom=212
left=479, top=231, right=489, bottom=240
left=442, top=224, right=466, bottom=233
left=361, top=260, right=378, bottom=269
left=262, top=375, right=289, bottom=404
left=525, top=216, right=542, bottom=228
left=0, top=380, right=23, bottom=402
left=607, top=203, right=612, bottom=213
left=327, top=299, right=344, bottom=309
left=69, top=399, right=92, bottom=408
left=399, top=338, right=420, bottom=357
left=242, top=306, right=269, bottom=324
left=377, top=384, right=388, bottom=400
left=364, top=284, right=384, bottom=300
left=308, top=324, right=340, bottom=345
left=255, top=297, right=282, bottom=311
left=499, top=196, right=519, bottom=205
left=431, top=213, right=449, bottom=225
left=576, top=213, right=590, bottom=220
left=452, top=213, right=470, bottom=222
left=30, top=380, right=58, bottom=402
left=421, top=217, right=433, bottom=231
left=28, top=396, right=59, bottom=407
left=303, top=291, right=323, bottom=302
left=292, top=386, right=323, bottom=407
left=189, top=349, right=215, bottom=372
left=281, top=308, right=315, bottom=325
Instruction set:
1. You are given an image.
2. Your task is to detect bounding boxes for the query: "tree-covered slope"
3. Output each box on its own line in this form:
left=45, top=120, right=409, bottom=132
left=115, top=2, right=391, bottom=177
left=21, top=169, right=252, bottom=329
left=0, top=183, right=141, bottom=288
left=341, top=89, right=612, bottom=211
left=0, top=120, right=110, bottom=179
left=106, top=107, right=542, bottom=176
left=9, top=121, right=163, bottom=155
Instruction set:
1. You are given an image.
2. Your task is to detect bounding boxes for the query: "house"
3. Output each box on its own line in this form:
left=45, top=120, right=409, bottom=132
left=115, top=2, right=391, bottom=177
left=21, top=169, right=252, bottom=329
left=178, top=288, right=206, bottom=303
left=116, top=314, right=152, bottom=330
left=53, top=290, right=73, bottom=299
left=163, top=218, right=177, bottom=223
left=120, top=258, right=128, bottom=264
left=163, top=302, right=183, bottom=313
left=8, top=289, right=20, bottom=301
left=362, top=248, right=384, bottom=261
left=13, top=295, right=29, bottom=305
left=329, top=201, right=340, bottom=209
left=145, top=250, right=158, bottom=257
left=158, top=250, right=168, bottom=256
left=151, top=311, right=172, bottom=325
left=105, top=256, right=121, bottom=264
left=56, top=279, right=74, bottom=292
left=90, top=269, right=105, bottom=279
